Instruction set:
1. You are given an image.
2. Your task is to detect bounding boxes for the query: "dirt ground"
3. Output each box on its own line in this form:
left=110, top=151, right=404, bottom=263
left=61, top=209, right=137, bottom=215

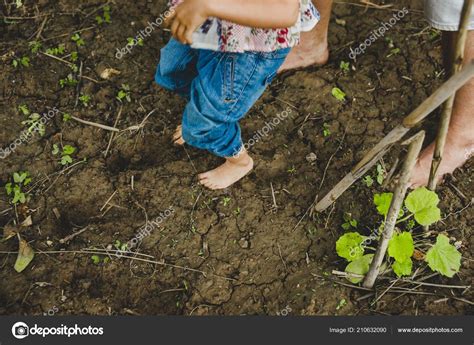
left=0, top=0, right=472, bottom=316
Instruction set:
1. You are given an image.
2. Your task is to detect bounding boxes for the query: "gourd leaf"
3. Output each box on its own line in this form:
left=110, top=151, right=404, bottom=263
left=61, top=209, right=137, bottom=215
left=374, top=193, right=393, bottom=217
left=388, top=232, right=414, bottom=262
left=344, top=254, right=374, bottom=284
left=336, top=232, right=365, bottom=262
left=392, top=258, right=412, bottom=277
left=405, top=187, right=441, bottom=226
left=425, top=234, right=461, bottom=278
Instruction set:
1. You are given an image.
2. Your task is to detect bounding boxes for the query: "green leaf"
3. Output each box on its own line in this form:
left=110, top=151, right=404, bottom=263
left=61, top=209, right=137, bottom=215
left=344, top=254, right=373, bottom=284
left=14, top=238, right=35, bottom=272
left=388, top=232, right=414, bottom=262
left=392, top=258, right=412, bottom=277
left=336, top=232, right=365, bottom=262
left=425, top=234, right=461, bottom=278
left=405, top=187, right=441, bottom=226
left=52, top=144, right=60, bottom=155
left=61, top=155, right=73, bottom=165
left=63, top=145, right=76, bottom=155
left=5, top=183, right=13, bottom=195
left=374, top=193, right=393, bottom=217
left=331, top=87, right=346, bottom=101
left=13, top=172, right=23, bottom=184
left=91, top=255, right=101, bottom=264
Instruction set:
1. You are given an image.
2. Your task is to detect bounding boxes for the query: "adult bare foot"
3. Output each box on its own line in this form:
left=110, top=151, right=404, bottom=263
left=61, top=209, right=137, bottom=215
left=198, top=152, right=254, bottom=190
left=410, top=137, right=474, bottom=188
left=279, top=0, right=333, bottom=72
left=173, top=125, right=185, bottom=146
left=279, top=38, right=329, bottom=72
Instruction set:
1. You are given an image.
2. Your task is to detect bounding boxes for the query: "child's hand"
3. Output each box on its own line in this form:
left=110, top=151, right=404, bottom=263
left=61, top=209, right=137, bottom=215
left=166, top=0, right=211, bottom=45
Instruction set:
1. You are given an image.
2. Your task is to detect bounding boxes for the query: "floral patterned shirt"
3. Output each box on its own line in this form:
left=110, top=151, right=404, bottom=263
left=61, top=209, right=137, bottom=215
left=169, top=0, right=320, bottom=53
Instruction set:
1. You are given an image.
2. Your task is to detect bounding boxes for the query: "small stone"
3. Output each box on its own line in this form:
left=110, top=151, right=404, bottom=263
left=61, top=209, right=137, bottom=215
left=46, top=240, right=53, bottom=247
left=306, top=152, right=317, bottom=163
left=239, top=238, right=250, bottom=249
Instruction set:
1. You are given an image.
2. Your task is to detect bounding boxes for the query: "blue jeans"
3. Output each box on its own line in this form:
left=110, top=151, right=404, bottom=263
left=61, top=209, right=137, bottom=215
left=155, top=39, right=290, bottom=157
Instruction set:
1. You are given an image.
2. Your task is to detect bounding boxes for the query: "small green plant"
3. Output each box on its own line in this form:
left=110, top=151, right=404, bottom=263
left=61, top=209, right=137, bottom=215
left=29, top=41, right=42, bottom=54
left=116, top=84, right=131, bottom=102
left=18, top=104, right=30, bottom=116
left=331, top=87, right=346, bottom=102
left=91, top=255, right=109, bottom=265
left=5, top=172, right=31, bottom=204
left=22, top=113, right=46, bottom=136
left=95, top=5, right=112, bottom=24
left=322, top=123, right=331, bottom=137
left=287, top=166, right=297, bottom=174
left=78, top=94, right=91, bottom=107
left=376, top=164, right=385, bottom=185
left=52, top=144, right=76, bottom=165
left=71, top=33, right=85, bottom=47
left=221, top=197, right=231, bottom=207
left=340, top=61, right=350, bottom=73
left=385, top=37, right=400, bottom=58
left=46, top=44, right=66, bottom=56
left=59, top=74, right=78, bottom=88
left=335, top=187, right=459, bottom=283
left=12, top=56, right=30, bottom=68
left=341, top=213, right=358, bottom=231
left=62, top=113, right=72, bottom=122
left=114, top=240, right=128, bottom=252
left=127, top=37, right=144, bottom=46
left=70, top=51, right=79, bottom=62
left=336, top=298, right=347, bottom=311
left=362, top=175, right=374, bottom=187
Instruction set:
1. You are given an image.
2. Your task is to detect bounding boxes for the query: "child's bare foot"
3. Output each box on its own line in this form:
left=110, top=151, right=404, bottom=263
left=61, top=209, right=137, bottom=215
left=173, top=125, right=185, bottom=146
left=199, top=151, right=254, bottom=190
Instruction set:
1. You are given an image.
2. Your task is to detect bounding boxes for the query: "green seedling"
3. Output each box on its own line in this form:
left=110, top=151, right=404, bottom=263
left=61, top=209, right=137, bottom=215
left=114, top=240, right=128, bottom=252
left=62, top=113, right=72, bottom=122
left=71, top=33, right=85, bottom=47
left=336, top=298, right=347, bottom=311
left=5, top=171, right=32, bottom=204
left=341, top=212, right=358, bottom=231
left=335, top=187, right=456, bottom=283
left=12, top=56, right=30, bottom=68
left=95, top=5, right=112, bottom=24
left=287, top=166, right=297, bottom=174
left=59, top=74, right=78, bottom=88
left=52, top=144, right=76, bottom=166
left=362, top=175, right=374, bottom=187
left=331, top=87, right=346, bottom=102
left=376, top=164, right=385, bottom=185
left=127, top=37, right=144, bottom=46
left=116, top=84, right=131, bottom=102
left=70, top=51, right=79, bottom=62
left=22, top=113, right=46, bottom=136
left=323, top=123, right=331, bottom=137
left=79, top=94, right=91, bottom=107
left=29, top=41, right=42, bottom=54
left=221, top=197, right=231, bottom=207
left=46, top=44, right=66, bottom=56
left=18, top=104, right=30, bottom=116
left=340, top=61, right=350, bottom=73
left=91, top=255, right=109, bottom=265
